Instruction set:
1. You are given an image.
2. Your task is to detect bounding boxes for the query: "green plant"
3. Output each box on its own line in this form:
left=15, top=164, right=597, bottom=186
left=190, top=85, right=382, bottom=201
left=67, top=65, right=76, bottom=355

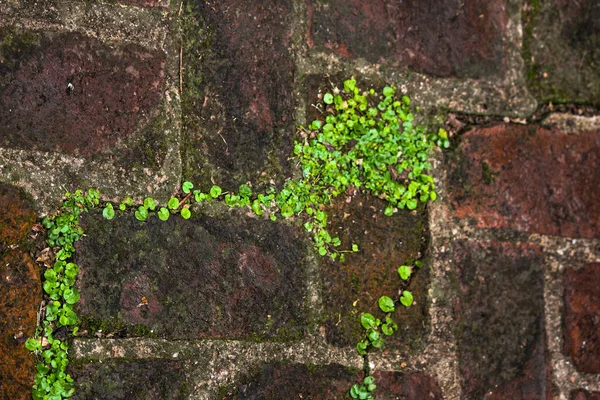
left=350, top=376, right=377, bottom=400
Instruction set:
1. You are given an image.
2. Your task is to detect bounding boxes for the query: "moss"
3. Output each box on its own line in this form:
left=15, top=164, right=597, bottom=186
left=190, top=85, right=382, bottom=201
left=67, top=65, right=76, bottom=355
left=481, top=161, right=497, bottom=185
left=79, top=316, right=157, bottom=338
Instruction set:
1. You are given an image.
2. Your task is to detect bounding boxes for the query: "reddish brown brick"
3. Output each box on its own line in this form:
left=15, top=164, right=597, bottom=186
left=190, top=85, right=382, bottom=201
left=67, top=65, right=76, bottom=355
left=0, top=182, right=36, bottom=247
left=453, top=240, right=550, bottom=400
left=450, top=125, right=600, bottom=238
left=307, top=0, right=507, bottom=78
left=564, top=264, right=600, bottom=373
left=0, top=29, right=165, bottom=156
left=321, top=193, right=429, bottom=348
left=374, top=371, right=443, bottom=400
left=0, top=251, right=42, bottom=399
left=573, top=390, right=600, bottom=400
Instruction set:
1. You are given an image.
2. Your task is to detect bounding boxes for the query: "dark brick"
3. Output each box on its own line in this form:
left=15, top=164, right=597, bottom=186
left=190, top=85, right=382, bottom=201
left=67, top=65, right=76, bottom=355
left=182, top=0, right=295, bottom=191
left=0, top=28, right=165, bottom=156
left=75, top=210, right=308, bottom=340
left=71, top=360, right=189, bottom=399
left=321, top=193, right=429, bottom=348
left=572, top=390, right=600, bottom=400
left=0, top=251, right=42, bottom=399
left=563, top=263, right=600, bottom=373
left=307, top=0, right=507, bottom=78
left=449, top=124, right=600, bottom=238
left=220, top=363, right=361, bottom=399
left=523, top=0, right=600, bottom=104
left=373, top=371, right=443, bottom=400
left=453, top=241, right=550, bottom=400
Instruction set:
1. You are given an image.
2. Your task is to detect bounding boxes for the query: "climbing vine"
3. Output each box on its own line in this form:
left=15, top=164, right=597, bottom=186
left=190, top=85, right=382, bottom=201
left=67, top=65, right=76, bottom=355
left=26, top=78, right=443, bottom=399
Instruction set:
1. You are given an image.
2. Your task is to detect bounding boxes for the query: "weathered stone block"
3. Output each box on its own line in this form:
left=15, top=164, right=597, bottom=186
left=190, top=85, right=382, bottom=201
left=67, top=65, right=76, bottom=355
left=449, top=124, right=600, bottom=238
left=373, top=371, right=443, bottom=400
left=219, top=362, right=361, bottom=399
left=523, top=0, right=600, bottom=104
left=181, top=0, right=295, bottom=191
left=563, top=263, right=600, bottom=373
left=75, top=210, right=309, bottom=340
left=71, top=360, right=189, bottom=399
left=0, top=28, right=165, bottom=156
left=0, top=182, right=36, bottom=246
left=453, top=241, right=549, bottom=399
left=307, top=0, right=507, bottom=78
left=321, top=193, right=429, bottom=349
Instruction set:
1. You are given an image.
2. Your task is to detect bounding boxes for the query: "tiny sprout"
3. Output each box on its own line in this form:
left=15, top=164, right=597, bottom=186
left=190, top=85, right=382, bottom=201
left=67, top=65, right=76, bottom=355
left=400, top=290, right=414, bottom=307
left=180, top=208, right=191, bottom=220
left=102, top=203, right=115, bottom=220
left=157, top=207, right=170, bottom=221
left=182, top=181, right=194, bottom=194
left=168, top=197, right=179, bottom=210
left=209, top=185, right=222, bottom=198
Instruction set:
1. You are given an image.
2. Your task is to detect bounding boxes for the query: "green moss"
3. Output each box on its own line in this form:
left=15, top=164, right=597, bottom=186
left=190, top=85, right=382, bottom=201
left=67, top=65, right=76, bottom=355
left=481, top=162, right=497, bottom=185
left=79, top=316, right=157, bottom=338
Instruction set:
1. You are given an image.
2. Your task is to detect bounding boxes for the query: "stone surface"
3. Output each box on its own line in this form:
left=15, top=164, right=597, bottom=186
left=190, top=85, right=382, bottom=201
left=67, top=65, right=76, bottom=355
left=75, top=210, right=308, bottom=340
left=307, top=0, right=507, bottom=78
left=374, top=371, right=443, bottom=400
left=453, top=241, right=549, bottom=400
left=449, top=124, right=600, bottom=238
left=523, top=0, right=600, bottom=104
left=0, top=28, right=165, bottom=156
left=573, top=390, right=600, bottom=400
left=71, top=359, right=189, bottom=399
left=181, top=0, right=295, bottom=192
left=563, top=263, right=600, bottom=373
left=0, top=183, right=40, bottom=400
left=321, top=193, right=429, bottom=348
left=118, top=0, right=168, bottom=8
left=219, top=362, right=361, bottom=399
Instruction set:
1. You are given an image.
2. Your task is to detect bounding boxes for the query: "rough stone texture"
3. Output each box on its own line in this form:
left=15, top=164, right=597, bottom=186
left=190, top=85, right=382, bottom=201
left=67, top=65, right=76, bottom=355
left=563, top=263, right=600, bottom=373
left=70, top=359, right=189, bottom=399
left=307, top=0, right=507, bottom=78
left=118, top=0, right=169, bottom=8
left=321, top=193, right=429, bottom=348
left=0, top=28, right=165, bottom=156
left=219, top=362, right=361, bottom=399
left=0, top=183, right=40, bottom=400
left=453, top=241, right=549, bottom=400
left=373, top=371, right=443, bottom=400
left=0, top=181, right=36, bottom=247
left=523, top=0, right=600, bottom=104
left=75, top=210, right=308, bottom=340
left=181, top=0, right=295, bottom=192
left=449, top=124, right=600, bottom=238
left=573, top=390, right=600, bottom=400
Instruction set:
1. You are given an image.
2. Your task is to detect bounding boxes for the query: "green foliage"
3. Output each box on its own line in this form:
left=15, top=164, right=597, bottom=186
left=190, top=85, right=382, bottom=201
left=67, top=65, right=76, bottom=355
left=400, top=290, right=414, bottom=307
left=350, top=376, right=376, bottom=399
left=157, top=207, right=170, bottom=221
left=378, top=295, right=395, bottom=313
left=182, top=181, right=194, bottom=194
left=398, top=265, right=412, bottom=280
left=102, top=203, right=115, bottom=220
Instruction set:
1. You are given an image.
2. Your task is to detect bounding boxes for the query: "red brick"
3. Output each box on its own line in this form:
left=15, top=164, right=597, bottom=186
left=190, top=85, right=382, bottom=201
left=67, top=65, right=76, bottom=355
left=307, top=0, right=507, bottom=78
left=0, top=251, right=42, bottom=399
left=0, top=29, right=165, bottom=156
left=573, top=390, right=600, bottom=400
left=453, top=240, right=550, bottom=399
left=0, top=182, right=36, bottom=247
left=373, top=371, right=443, bottom=400
left=564, top=264, right=600, bottom=373
left=450, top=125, right=600, bottom=238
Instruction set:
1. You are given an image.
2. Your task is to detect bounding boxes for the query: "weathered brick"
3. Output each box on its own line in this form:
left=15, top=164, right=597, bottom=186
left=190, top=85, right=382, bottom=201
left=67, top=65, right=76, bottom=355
left=220, top=363, right=361, bottom=399
left=573, top=390, right=600, bottom=400
left=75, top=210, right=308, bottom=340
left=118, top=0, right=169, bottom=8
left=450, top=124, right=600, bottom=238
left=71, top=360, right=189, bottom=399
left=307, top=0, right=507, bottom=78
left=523, top=0, right=600, bottom=104
left=321, top=193, right=429, bottom=348
left=0, top=28, right=165, bottom=156
left=182, top=0, right=295, bottom=191
left=563, top=263, right=600, bottom=373
left=373, top=371, right=443, bottom=400
left=0, top=251, right=42, bottom=400
left=0, top=183, right=40, bottom=399
left=453, top=241, right=550, bottom=399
